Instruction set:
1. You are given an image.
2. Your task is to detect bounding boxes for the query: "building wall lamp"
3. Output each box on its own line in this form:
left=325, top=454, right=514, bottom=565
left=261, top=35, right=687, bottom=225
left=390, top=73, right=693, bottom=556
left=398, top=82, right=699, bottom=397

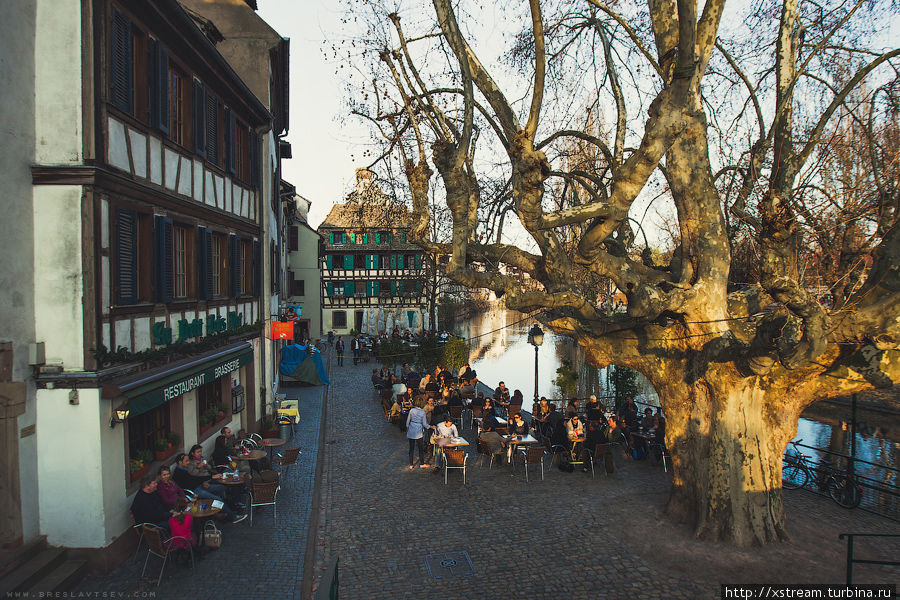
left=109, top=404, right=130, bottom=428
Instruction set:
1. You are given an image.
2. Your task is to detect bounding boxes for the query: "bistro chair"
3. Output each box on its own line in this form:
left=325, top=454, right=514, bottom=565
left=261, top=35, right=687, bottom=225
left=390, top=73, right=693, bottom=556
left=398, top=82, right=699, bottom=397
left=477, top=439, right=501, bottom=469
left=508, top=404, right=522, bottom=419
left=140, top=525, right=193, bottom=586
left=584, top=444, right=613, bottom=479
left=649, top=440, right=670, bottom=472
left=250, top=433, right=263, bottom=444
left=273, top=446, right=301, bottom=481
left=449, top=405, right=464, bottom=430
left=443, top=448, right=468, bottom=485
left=249, top=480, right=280, bottom=526
left=518, top=446, right=548, bottom=482
left=130, top=513, right=160, bottom=560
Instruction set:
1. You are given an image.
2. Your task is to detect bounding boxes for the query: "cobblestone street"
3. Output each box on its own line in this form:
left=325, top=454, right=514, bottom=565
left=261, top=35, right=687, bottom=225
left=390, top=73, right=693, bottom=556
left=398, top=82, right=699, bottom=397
left=73, top=382, right=325, bottom=600
left=312, top=358, right=899, bottom=600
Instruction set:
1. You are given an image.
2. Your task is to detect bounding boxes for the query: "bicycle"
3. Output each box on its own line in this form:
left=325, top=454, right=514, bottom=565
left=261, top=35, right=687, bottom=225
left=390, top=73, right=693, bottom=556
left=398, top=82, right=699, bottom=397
left=782, top=439, right=862, bottom=509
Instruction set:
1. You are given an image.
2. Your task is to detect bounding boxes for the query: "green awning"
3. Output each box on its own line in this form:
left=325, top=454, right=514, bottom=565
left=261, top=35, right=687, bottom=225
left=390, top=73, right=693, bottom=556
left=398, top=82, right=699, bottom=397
left=119, top=345, right=253, bottom=417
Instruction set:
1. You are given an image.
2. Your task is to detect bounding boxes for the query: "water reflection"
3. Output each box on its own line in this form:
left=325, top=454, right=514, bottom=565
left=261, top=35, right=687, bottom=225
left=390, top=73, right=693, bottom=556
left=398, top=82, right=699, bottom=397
left=456, top=307, right=899, bottom=516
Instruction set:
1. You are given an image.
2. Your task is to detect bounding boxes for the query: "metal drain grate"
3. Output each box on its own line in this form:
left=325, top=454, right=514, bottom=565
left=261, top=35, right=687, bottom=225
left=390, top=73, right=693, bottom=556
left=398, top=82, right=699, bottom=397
left=424, top=551, right=474, bottom=579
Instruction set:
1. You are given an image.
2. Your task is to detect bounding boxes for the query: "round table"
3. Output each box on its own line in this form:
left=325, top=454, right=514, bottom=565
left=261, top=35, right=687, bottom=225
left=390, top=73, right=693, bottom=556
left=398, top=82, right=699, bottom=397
left=232, top=449, right=266, bottom=473
left=213, top=472, right=247, bottom=485
left=261, top=438, right=286, bottom=462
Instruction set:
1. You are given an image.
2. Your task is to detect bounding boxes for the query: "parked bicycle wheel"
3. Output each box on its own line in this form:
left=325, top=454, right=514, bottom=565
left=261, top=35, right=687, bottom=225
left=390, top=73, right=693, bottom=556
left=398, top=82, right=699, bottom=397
left=828, top=475, right=862, bottom=508
left=782, top=456, right=807, bottom=490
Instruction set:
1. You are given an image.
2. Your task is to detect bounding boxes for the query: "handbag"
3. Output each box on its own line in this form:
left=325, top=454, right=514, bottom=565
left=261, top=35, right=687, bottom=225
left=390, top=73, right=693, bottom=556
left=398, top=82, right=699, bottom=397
left=204, top=520, right=222, bottom=548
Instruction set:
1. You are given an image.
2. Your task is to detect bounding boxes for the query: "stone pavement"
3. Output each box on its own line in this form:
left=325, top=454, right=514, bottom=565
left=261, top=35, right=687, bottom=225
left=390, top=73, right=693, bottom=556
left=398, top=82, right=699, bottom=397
left=310, top=359, right=899, bottom=600
left=73, top=380, right=326, bottom=600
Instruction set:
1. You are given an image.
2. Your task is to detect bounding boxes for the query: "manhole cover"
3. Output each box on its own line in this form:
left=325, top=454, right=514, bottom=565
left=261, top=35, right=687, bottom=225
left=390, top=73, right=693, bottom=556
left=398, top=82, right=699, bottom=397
left=424, top=551, right=473, bottom=579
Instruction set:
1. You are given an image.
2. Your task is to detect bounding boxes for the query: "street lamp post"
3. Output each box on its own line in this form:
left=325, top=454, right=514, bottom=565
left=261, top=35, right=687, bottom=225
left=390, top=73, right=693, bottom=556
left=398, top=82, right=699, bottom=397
left=527, top=324, right=544, bottom=401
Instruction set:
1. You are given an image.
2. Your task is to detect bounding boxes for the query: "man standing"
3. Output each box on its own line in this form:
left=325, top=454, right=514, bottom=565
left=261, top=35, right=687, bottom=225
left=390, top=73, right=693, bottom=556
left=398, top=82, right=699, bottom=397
left=335, top=336, right=344, bottom=366
left=352, top=336, right=360, bottom=365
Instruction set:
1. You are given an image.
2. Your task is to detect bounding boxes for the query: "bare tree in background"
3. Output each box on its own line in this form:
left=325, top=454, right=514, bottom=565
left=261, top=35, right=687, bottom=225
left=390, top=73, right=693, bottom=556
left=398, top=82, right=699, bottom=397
left=342, top=0, right=900, bottom=545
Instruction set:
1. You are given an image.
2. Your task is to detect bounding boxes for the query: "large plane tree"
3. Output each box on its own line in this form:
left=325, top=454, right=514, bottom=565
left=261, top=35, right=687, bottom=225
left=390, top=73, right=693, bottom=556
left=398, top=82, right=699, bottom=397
left=344, top=0, right=900, bottom=545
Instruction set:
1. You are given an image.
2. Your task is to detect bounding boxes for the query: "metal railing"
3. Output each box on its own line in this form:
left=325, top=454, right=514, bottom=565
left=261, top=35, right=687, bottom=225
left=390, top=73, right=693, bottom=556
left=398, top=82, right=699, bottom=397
left=838, top=533, right=900, bottom=584
left=792, top=440, right=900, bottom=520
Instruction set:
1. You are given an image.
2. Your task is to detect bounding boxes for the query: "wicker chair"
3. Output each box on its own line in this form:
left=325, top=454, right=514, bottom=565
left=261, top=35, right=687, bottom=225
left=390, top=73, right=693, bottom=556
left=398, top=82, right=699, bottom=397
left=477, top=439, right=501, bottom=469
left=443, top=448, right=468, bottom=485
left=518, top=446, right=548, bottom=482
left=130, top=513, right=160, bottom=559
left=273, top=446, right=301, bottom=480
left=249, top=480, right=280, bottom=526
left=585, top=443, right=614, bottom=477
left=140, top=525, right=192, bottom=585
left=508, top=404, right=522, bottom=419
left=449, top=405, right=464, bottom=430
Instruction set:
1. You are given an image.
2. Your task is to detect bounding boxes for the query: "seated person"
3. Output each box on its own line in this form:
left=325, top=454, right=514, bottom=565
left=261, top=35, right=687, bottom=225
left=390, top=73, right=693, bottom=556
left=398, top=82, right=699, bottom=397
left=435, top=415, right=459, bottom=439
left=586, top=395, right=604, bottom=422
left=508, top=412, right=529, bottom=437
left=583, top=420, right=616, bottom=474
left=437, top=367, right=452, bottom=385
left=167, top=498, right=196, bottom=550
left=418, top=374, right=431, bottom=392
left=458, top=380, right=476, bottom=398
left=618, top=396, right=639, bottom=429
left=566, top=398, right=580, bottom=419
left=481, top=398, right=497, bottom=418
left=494, top=382, right=510, bottom=403
left=131, top=477, right=172, bottom=529
left=424, top=377, right=440, bottom=393
left=566, top=415, right=585, bottom=440
left=392, top=377, right=408, bottom=402
left=478, top=421, right=506, bottom=458
left=156, top=466, right=187, bottom=508
left=431, top=399, right=450, bottom=426
left=401, top=362, right=414, bottom=379
left=212, top=427, right=236, bottom=466
left=459, top=364, right=474, bottom=381
left=371, top=369, right=386, bottom=389
left=510, top=389, right=524, bottom=406
left=641, top=407, right=659, bottom=431
left=388, top=397, right=404, bottom=419
left=172, top=453, right=243, bottom=522
left=446, top=388, right=464, bottom=407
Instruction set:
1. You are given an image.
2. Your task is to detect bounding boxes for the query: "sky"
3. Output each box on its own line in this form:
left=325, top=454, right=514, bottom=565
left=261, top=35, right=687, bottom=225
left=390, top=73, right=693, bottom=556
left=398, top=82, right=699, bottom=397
left=256, top=1, right=367, bottom=229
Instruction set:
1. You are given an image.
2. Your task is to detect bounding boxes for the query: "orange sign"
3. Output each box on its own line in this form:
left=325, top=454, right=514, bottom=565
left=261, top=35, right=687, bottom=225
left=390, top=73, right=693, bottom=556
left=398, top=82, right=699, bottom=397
left=272, top=321, right=294, bottom=340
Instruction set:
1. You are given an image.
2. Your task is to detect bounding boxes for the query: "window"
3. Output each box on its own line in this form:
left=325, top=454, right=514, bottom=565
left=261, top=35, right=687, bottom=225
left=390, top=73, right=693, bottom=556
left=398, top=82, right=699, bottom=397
left=127, top=403, right=170, bottom=458
left=333, top=311, right=347, bottom=328
left=211, top=233, right=226, bottom=297
left=290, top=276, right=305, bottom=297
left=174, top=226, right=187, bottom=298
left=289, top=226, right=298, bottom=252
left=198, top=379, right=224, bottom=430
left=333, top=281, right=345, bottom=297
left=167, top=62, right=189, bottom=145
left=235, top=121, right=250, bottom=182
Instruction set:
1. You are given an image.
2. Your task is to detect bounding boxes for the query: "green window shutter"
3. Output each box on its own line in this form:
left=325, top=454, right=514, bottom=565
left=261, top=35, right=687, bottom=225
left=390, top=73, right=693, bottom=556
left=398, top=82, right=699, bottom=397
left=416, top=281, right=423, bottom=293
left=344, top=255, right=353, bottom=269
left=344, top=281, right=354, bottom=297
left=390, top=281, right=398, bottom=296
left=390, top=255, right=396, bottom=269
left=400, top=232, right=407, bottom=243
left=366, top=281, right=373, bottom=297
left=342, top=233, right=348, bottom=244
left=350, top=233, right=356, bottom=244
left=329, top=232, right=334, bottom=244
left=363, top=233, right=369, bottom=244
left=388, top=232, right=394, bottom=244
left=398, top=255, right=404, bottom=269
left=375, top=232, right=381, bottom=244
left=416, top=254, right=423, bottom=270
left=374, top=281, right=380, bottom=295
left=326, top=255, right=333, bottom=270
left=326, top=282, right=333, bottom=297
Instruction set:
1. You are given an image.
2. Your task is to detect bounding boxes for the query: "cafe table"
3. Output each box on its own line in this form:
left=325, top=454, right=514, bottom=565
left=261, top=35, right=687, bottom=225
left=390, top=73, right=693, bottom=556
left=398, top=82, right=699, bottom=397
left=569, top=436, right=586, bottom=466
left=188, top=499, right=222, bottom=546
left=505, top=433, right=540, bottom=468
left=432, top=436, right=469, bottom=467
left=261, top=437, right=286, bottom=461
left=213, top=472, right=247, bottom=507
left=474, top=416, right=507, bottom=434
left=277, top=400, right=299, bottom=422
left=232, top=449, right=266, bottom=473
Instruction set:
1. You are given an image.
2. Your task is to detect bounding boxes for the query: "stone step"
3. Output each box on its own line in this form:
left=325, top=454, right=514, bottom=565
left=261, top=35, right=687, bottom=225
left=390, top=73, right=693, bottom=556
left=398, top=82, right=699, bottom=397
left=0, top=536, right=47, bottom=580
left=0, top=547, right=66, bottom=595
left=26, top=559, right=88, bottom=594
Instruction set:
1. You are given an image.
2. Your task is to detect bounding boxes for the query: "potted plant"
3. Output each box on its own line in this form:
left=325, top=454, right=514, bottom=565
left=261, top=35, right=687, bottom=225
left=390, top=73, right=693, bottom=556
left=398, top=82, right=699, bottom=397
left=167, top=431, right=180, bottom=448
left=153, top=436, right=175, bottom=461
left=130, top=449, right=153, bottom=482
left=260, top=415, right=278, bottom=438
left=215, top=402, right=227, bottom=423
left=199, top=412, right=214, bottom=435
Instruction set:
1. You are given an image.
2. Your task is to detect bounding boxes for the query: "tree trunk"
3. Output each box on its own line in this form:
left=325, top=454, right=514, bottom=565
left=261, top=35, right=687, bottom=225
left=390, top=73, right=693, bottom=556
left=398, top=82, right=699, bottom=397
left=661, top=376, right=797, bottom=546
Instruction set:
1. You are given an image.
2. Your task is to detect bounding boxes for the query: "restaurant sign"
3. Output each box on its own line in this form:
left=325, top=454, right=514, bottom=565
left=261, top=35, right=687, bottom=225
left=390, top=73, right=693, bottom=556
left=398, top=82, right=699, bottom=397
left=126, top=347, right=253, bottom=417
left=151, top=311, right=244, bottom=345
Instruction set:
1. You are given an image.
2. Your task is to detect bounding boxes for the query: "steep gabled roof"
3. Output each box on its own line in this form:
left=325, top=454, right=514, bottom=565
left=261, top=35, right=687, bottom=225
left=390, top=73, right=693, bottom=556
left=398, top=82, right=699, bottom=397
left=319, top=169, right=411, bottom=229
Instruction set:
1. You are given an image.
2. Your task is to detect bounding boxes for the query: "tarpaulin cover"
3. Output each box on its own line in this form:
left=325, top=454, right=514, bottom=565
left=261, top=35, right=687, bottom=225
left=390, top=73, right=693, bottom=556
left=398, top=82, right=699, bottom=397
left=279, top=344, right=330, bottom=385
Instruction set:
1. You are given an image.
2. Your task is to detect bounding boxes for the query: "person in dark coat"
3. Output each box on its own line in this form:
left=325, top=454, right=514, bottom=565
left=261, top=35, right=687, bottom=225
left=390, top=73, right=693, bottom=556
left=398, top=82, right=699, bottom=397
left=131, top=478, right=172, bottom=528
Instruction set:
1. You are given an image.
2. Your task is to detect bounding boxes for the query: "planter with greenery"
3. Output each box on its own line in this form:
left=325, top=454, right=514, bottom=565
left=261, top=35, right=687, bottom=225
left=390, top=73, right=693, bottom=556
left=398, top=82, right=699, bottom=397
left=130, top=449, right=153, bottom=482
left=260, top=415, right=278, bottom=438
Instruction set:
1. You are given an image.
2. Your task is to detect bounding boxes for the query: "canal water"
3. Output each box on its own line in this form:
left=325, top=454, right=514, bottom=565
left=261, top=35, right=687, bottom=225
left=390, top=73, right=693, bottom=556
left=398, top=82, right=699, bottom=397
left=454, top=307, right=900, bottom=516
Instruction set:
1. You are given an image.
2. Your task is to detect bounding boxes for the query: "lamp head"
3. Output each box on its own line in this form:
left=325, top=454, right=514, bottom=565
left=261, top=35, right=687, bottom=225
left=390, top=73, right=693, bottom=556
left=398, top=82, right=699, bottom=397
left=528, top=324, right=544, bottom=347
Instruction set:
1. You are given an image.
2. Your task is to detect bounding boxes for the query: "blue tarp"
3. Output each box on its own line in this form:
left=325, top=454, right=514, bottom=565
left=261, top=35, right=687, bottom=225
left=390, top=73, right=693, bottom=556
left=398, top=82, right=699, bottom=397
left=279, top=344, right=330, bottom=385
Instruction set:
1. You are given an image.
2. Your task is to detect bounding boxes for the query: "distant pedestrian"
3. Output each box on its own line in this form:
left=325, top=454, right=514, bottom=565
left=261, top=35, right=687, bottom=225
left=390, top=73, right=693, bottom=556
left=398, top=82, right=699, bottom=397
left=406, top=399, right=432, bottom=470
left=352, top=336, right=360, bottom=365
left=335, top=336, right=344, bottom=366
left=328, top=331, right=334, bottom=347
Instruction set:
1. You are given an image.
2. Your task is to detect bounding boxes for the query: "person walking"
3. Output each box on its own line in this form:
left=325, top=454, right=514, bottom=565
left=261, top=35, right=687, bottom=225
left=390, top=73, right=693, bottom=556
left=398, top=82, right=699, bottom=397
left=406, top=398, right=432, bottom=470
left=328, top=331, right=334, bottom=347
left=335, top=336, right=345, bottom=367
left=352, top=336, right=360, bottom=365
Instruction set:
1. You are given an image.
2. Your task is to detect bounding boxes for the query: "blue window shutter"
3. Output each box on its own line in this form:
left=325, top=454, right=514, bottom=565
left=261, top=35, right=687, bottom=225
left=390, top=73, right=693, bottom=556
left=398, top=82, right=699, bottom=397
left=149, top=39, right=169, bottom=134
left=192, top=80, right=205, bottom=158
left=154, top=216, right=174, bottom=304
left=229, top=235, right=241, bottom=298
left=110, top=10, right=133, bottom=114
left=205, top=91, right=218, bottom=164
left=252, top=240, right=261, bottom=296
left=249, top=130, right=260, bottom=188
left=115, top=208, right=137, bottom=305
left=197, top=227, right=209, bottom=300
